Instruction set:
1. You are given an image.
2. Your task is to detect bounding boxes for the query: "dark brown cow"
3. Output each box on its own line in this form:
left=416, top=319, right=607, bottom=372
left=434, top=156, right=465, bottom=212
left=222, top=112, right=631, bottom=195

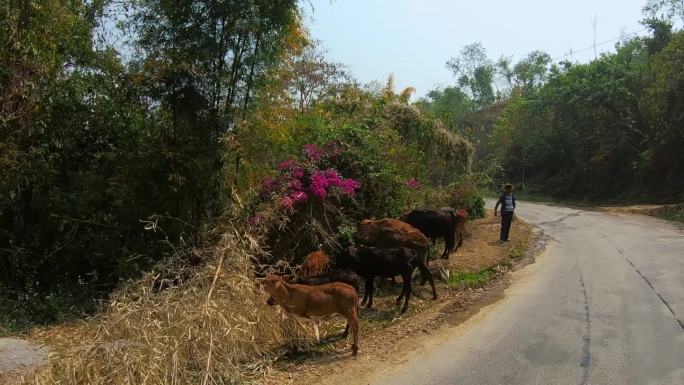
left=356, top=218, right=437, bottom=300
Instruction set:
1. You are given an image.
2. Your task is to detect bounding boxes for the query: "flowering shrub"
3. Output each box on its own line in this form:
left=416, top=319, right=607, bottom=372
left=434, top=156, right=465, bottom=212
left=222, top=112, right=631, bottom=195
left=257, top=142, right=360, bottom=211
left=448, top=178, right=486, bottom=219
left=405, top=178, right=421, bottom=189
left=249, top=141, right=363, bottom=231
left=248, top=140, right=370, bottom=264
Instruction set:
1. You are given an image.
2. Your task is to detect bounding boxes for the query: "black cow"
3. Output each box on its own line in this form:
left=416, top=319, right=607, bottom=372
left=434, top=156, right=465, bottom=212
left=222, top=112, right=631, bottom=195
left=400, top=208, right=458, bottom=259
left=337, top=245, right=434, bottom=314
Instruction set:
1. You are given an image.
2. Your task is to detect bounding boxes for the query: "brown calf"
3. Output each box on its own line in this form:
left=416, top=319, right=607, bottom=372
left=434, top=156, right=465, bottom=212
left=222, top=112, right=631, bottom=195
left=299, top=250, right=330, bottom=279
left=260, top=275, right=360, bottom=356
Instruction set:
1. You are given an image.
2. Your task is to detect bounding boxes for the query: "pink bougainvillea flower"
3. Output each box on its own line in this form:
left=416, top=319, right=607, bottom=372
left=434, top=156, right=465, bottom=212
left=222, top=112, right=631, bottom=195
left=289, top=178, right=303, bottom=191
left=277, top=159, right=295, bottom=170
left=302, top=143, right=321, bottom=161
left=310, top=170, right=329, bottom=198
left=324, top=169, right=343, bottom=187
left=291, top=168, right=305, bottom=179
left=341, top=178, right=361, bottom=195
left=405, top=178, right=421, bottom=189
left=281, top=196, right=294, bottom=209
left=290, top=190, right=308, bottom=204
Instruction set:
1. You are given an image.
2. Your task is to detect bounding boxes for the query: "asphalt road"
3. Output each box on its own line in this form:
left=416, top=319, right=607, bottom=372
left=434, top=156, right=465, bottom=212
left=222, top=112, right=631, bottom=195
left=367, top=201, right=684, bottom=385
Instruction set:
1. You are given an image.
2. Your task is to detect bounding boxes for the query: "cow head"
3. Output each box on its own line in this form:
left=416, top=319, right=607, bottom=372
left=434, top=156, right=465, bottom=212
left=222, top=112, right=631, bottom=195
left=357, top=219, right=377, bottom=242
left=259, top=275, right=285, bottom=306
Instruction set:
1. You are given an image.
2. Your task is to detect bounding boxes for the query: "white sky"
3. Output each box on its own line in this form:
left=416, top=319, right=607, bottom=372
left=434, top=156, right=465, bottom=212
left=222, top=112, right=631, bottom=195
left=304, top=0, right=649, bottom=98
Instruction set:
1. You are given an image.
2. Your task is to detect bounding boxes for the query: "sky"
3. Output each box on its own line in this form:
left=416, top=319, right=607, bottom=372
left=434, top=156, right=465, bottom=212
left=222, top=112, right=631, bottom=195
left=304, top=0, right=650, bottom=99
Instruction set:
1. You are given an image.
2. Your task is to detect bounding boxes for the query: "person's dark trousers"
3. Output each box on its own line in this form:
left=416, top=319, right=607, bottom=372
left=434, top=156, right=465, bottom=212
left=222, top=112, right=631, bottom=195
left=500, top=211, right=513, bottom=241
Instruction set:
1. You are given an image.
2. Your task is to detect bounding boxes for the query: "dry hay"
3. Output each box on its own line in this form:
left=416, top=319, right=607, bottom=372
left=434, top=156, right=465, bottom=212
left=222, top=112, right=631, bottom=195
left=22, top=223, right=324, bottom=385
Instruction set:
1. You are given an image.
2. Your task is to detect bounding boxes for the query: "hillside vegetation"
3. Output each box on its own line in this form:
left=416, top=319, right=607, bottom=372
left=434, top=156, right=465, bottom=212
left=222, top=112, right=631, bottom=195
left=417, top=11, right=684, bottom=202
left=0, top=0, right=479, bottom=333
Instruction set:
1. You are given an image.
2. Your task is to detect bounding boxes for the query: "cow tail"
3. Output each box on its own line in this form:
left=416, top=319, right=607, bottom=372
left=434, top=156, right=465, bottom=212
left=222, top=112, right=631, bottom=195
left=448, top=209, right=458, bottom=228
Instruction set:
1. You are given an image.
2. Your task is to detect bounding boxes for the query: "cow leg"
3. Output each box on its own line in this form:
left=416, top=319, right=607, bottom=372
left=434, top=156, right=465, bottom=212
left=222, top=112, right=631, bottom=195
left=399, top=270, right=412, bottom=314
left=342, top=322, right=350, bottom=338
left=364, top=276, right=375, bottom=309
left=418, top=262, right=438, bottom=300
left=342, top=308, right=360, bottom=356
left=313, top=322, right=320, bottom=342
left=443, top=234, right=455, bottom=259
left=361, top=277, right=371, bottom=305
left=395, top=283, right=404, bottom=304
left=395, top=273, right=406, bottom=304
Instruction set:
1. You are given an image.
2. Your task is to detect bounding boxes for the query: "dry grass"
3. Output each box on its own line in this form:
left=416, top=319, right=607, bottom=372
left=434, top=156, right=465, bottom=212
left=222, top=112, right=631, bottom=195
left=20, top=221, right=322, bottom=385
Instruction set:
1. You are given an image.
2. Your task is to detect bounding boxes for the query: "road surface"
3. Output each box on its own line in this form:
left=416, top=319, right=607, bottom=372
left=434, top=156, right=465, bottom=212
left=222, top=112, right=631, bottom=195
left=367, top=201, right=684, bottom=385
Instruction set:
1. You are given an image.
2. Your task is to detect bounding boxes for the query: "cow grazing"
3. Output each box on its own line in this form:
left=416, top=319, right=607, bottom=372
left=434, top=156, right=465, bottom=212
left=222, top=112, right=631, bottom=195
left=400, top=208, right=469, bottom=259
left=292, top=268, right=361, bottom=296
left=440, top=207, right=469, bottom=252
left=260, top=275, right=360, bottom=356
left=356, top=218, right=437, bottom=301
left=400, top=208, right=457, bottom=259
left=299, top=250, right=330, bottom=279
left=337, top=246, right=419, bottom=314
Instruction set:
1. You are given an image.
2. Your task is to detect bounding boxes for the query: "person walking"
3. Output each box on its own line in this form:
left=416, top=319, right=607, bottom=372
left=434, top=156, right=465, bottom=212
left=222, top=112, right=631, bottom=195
left=494, top=183, right=516, bottom=243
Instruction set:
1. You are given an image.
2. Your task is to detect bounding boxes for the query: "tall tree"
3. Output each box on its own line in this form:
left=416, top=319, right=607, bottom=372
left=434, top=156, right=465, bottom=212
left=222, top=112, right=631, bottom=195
left=127, top=0, right=300, bottom=213
left=644, top=0, right=684, bottom=24
left=446, top=42, right=496, bottom=109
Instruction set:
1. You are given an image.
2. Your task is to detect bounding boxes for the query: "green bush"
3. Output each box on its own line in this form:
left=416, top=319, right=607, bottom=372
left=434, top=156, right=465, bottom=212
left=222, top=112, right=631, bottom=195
left=447, top=178, right=486, bottom=218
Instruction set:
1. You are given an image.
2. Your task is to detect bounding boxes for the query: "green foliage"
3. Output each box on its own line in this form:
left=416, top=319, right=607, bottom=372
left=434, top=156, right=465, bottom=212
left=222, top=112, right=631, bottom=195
left=236, top=72, right=477, bottom=263
left=489, top=27, right=684, bottom=200
left=448, top=270, right=492, bottom=287
left=447, top=178, right=486, bottom=219
left=0, top=1, right=478, bottom=331
left=446, top=43, right=496, bottom=109
left=0, top=0, right=301, bottom=329
left=414, top=86, right=473, bottom=129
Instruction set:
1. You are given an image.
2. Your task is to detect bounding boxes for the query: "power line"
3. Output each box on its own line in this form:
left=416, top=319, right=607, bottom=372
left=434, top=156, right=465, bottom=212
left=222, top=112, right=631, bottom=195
left=552, top=28, right=649, bottom=62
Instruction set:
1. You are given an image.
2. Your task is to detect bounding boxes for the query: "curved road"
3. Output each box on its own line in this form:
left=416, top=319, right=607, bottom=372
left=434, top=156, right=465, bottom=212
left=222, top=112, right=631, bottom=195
left=368, top=201, right=684, bottom=385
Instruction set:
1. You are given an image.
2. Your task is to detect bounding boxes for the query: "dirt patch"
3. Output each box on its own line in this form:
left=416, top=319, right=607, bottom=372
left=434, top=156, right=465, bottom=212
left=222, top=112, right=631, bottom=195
left=259, top=210, right=540, bottom=385
left=0, top=338, right=49, bottom=384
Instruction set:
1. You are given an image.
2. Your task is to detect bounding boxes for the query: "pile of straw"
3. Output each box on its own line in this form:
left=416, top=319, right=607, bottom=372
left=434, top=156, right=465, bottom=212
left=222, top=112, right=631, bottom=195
left=24, top=224, right=320, bottom=385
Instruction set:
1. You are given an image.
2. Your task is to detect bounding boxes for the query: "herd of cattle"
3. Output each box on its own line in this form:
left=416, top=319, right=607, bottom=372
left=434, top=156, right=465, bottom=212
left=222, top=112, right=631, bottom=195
left=258, top=207, right=470, bottom=356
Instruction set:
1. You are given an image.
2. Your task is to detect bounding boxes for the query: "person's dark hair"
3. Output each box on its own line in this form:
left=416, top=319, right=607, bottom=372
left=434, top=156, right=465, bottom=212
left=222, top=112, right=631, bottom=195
left=504, top=183, right=513, bottom=192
